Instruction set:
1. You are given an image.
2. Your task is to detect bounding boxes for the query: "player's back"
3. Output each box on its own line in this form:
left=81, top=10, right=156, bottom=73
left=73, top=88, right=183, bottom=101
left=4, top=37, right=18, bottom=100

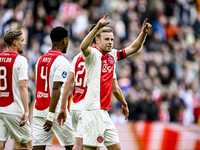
left=70, top=52, right=87, bottom=110
left=34, top=49, right=70, bottom=117
left=0, top=51, right=28, bottom=115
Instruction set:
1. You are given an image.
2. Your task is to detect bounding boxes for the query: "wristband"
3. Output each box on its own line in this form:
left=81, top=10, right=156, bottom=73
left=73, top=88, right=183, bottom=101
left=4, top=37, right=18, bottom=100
left=46, top=112, right=55, bottom=122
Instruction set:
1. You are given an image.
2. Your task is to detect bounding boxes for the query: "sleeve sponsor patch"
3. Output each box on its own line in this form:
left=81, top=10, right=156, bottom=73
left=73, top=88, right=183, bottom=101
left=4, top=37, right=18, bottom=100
left=62, top=71, right=67, bottom=78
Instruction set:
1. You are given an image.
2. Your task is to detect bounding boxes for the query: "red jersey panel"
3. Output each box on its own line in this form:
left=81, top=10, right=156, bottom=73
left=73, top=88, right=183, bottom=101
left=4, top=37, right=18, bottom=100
left=35, top=50, right=62, bottom=110
left=83, top=47, right=126, bottom=110
left=0, top=51, right=18, bottom=107
left=72, top=55, right=87, bottom=103
left=100, top=52, right=115, bottom=110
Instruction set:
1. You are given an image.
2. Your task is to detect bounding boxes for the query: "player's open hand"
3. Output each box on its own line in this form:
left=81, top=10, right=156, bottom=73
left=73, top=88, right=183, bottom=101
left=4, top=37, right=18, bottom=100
left=43, top=120, right=53, bottom=132
left=122, top=105, right=129, bottom=120
left=142, top=18, right=152, bottom=34
left=57, top=109, right=66, bottom=126
left=19, top=112, right=29, bottom=127
left=96, top=14, right=110, bottom=29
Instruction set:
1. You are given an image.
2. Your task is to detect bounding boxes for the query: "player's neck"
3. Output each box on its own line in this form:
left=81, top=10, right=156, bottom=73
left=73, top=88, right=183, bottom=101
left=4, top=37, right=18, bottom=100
left=52, top=45, right=61, bottom=51
left=6, top=46, right=17, bottom=52
left=94, top=45, right=107, bottom=55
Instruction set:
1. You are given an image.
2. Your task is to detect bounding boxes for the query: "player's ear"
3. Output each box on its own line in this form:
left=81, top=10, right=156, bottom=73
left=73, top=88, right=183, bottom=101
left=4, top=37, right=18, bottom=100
left=13, top=40, right=17, bottom=46
left=63, top=37, right=68, bottom=44
left=95, top=37, right=99, bottom=44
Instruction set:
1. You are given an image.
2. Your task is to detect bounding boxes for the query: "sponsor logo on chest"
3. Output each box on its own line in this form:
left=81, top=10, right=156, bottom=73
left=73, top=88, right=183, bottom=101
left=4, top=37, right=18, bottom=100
left=102, top=55, right=114, bottom=73
left=102, top=64, right=114, bottom=73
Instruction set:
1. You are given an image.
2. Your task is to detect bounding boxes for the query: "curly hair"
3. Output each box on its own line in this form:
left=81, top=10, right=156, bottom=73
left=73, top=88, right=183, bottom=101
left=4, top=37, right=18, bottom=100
left=50, top=26, right=68, bottom=42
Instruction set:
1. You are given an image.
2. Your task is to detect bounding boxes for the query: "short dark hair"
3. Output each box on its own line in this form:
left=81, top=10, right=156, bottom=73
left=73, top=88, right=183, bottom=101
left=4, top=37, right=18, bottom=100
left=50, top=26, right=68, bottom=42
left=4, top=30, right=22, bottom=46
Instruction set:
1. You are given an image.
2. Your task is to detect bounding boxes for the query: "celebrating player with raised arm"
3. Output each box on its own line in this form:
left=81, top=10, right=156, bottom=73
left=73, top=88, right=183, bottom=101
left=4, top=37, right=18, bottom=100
left=57, top=38, right=129, bottom=150
left=80, top=14, right=151, bottom=150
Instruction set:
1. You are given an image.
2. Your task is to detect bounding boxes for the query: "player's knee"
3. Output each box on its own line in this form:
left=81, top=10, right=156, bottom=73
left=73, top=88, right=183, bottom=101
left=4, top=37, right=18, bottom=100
left=0, top=141, right=6, bottom=150
left=72, top=145, right=83, bottom=150
left=108, top=147, right=121, bottom=150
left=65, top=145, right=73, bottom=150
left=107, top=143, right=121, bottom=150
left=32, top=145, right=46, bottom=150
left=72, top=140, right=83, bottom=150
left=20, top=140, right=32, bottom=149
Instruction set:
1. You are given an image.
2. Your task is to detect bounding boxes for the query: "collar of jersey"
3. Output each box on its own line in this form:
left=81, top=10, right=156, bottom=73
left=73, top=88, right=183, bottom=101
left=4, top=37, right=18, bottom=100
left=92, top=46, right=107, bottom=56
left=49, top=49, right=63, bottom=55
left=5, top=50, right=18, bottom=54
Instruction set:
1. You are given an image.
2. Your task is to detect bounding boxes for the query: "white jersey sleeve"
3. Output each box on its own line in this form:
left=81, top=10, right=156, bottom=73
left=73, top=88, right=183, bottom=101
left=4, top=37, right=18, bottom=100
left=17, top=56, right=29, bottom=81
left=53, top=56, right=70, bottom=82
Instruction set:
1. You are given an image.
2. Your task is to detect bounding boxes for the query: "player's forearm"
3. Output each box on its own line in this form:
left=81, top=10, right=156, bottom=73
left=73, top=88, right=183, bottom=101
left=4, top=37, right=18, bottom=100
left=80, top=26, right=99, bottom=56
left=113, top=87, right=127, bottom=107
left=49, top=88, right=61, bottom=113
left=60, top=81, right=73, bottom=110
left=125, top=31, right=147, bottom=57
left=81, top=26, right=99, bottom=50
left=19, top=81, right=29, bottom=113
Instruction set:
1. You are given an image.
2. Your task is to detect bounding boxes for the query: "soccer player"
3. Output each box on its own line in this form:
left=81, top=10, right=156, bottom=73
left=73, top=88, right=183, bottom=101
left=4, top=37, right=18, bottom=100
left=0, top=30, right=32, bottom=150
left=32, top=26, right=75, bottom=150
left=57, top=51, right=129, bottom=150
left=57, top=25, right=129, bottom=150
left=80, top=14, right=151, bottom=150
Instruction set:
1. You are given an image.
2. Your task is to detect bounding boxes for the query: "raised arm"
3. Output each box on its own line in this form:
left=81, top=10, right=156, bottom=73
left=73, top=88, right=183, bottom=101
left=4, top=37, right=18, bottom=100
left=125, top=18, right=152, bottom=57
left=57, top=71, right=74, bottom=125
left=19, top=80, right=29, bottom=127
left=112, top=79, right=129, bottom=120
left=80, top=14, right=110, bottom=57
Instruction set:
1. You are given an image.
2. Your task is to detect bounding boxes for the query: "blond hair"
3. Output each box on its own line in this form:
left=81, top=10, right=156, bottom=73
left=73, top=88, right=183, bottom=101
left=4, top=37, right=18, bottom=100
left=94, top=27, right=113, bottom=43
left=4, top=30, right=22, bottom=46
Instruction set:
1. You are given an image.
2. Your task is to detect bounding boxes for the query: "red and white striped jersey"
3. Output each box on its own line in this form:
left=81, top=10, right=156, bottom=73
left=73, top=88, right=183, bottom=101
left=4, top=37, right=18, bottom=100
left=83, top=47, right=126, bottom=110
left=0, top=51, right=28, bottom=115
left=70, top=52, right=86, bottom=110
left=33, top=49, right=70, bottom=118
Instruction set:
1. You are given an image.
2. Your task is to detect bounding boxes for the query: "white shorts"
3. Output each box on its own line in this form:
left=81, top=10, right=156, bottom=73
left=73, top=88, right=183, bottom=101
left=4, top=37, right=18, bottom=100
left=82, top=110, right=119, bottom=147
left=0, top=113, right=32, bottom=143
left=33, top=116, right=75, bottom=146
left=70, top=110, right=83, bottom=138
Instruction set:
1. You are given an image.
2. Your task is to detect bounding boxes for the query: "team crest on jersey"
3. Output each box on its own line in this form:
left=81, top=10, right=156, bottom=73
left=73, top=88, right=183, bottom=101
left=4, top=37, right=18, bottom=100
left=62, top=71, right=67, bottom=78
left=108, top=57, right=114, bottom=64
left=97, top=134, right=104, bottom=143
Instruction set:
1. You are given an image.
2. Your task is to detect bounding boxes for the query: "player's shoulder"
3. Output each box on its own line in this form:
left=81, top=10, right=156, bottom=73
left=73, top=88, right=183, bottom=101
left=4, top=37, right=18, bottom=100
left=56, top=55, right=70, bottom=65
left=108, top=48, right=118, bottom=56
left=110, top=48, right=118, bottom=53
left=74, top=52, right=84, bottom=60
left=91, top=47, right=99, bottom=52
left=57, top=55, right=69, bottom=61
left=16, top=54, right=28, bottom=62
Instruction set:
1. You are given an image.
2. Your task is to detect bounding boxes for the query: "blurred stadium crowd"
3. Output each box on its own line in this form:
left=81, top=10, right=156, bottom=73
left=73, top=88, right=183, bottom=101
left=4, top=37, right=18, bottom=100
left=0, top=0, right=200, bottom=126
